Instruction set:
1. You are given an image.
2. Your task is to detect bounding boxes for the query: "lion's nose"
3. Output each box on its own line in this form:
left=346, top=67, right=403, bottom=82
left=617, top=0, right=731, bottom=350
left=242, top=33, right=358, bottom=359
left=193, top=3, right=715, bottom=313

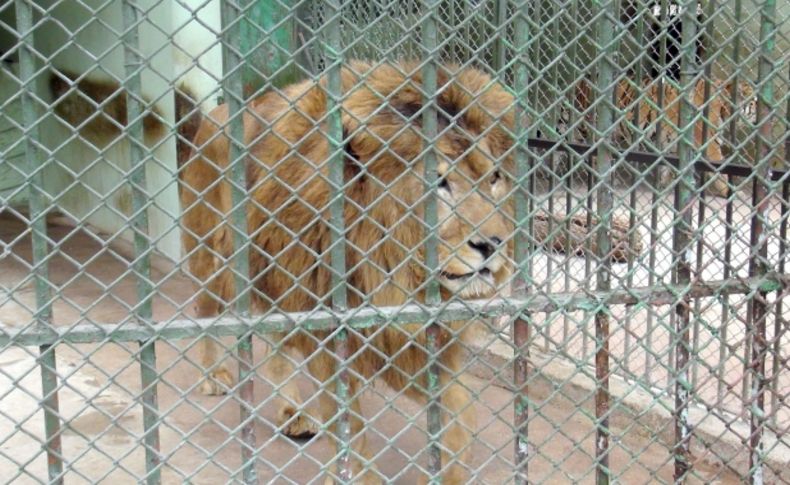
left=468, top=237, right=502, bottom=260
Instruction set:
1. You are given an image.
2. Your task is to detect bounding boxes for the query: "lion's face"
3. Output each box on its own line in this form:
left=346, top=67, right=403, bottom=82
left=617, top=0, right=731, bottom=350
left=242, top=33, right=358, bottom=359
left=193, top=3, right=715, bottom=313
left=433, top=137, right=511, bottom=299
left=339, top=62, right=516, bottom=300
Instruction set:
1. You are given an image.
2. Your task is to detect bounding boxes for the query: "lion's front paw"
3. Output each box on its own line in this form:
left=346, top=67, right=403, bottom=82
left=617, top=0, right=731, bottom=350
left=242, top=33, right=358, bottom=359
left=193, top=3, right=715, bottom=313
left=199, top=367, right=235, bottom=395
left=277, top=405, right=319, bottom=439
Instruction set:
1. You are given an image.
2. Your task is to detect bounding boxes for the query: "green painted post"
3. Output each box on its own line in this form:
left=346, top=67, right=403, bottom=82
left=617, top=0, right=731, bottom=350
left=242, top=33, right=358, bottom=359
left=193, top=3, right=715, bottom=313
left=237, top=0, right=300, bottom=96
left=421, top=0, right=443, bottom=480
left=748, top=0, right=777, bottom=481
left=322, top=0, right=352, bottom=481
left=592, top=0, right=619, bottom=482
left=513, top=0, right=533, bottom=482
left=14, top=2, right=64, bottom=483
left=120, top=2, right=161, bottom=483
left=220, top=1, right=257, bottom=483
left=673, top=0, right=703, bottom=480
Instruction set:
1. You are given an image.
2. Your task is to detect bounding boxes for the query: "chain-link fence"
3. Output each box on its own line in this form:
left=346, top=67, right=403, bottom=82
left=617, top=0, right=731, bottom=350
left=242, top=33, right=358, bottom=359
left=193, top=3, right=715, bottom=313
left=0, top=0, right=788, bottom=483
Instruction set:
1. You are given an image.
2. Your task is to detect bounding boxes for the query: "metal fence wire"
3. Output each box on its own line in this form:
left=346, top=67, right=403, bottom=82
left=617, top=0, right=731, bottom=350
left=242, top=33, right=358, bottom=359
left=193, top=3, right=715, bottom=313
left=0, top=0, right=788, bottom=483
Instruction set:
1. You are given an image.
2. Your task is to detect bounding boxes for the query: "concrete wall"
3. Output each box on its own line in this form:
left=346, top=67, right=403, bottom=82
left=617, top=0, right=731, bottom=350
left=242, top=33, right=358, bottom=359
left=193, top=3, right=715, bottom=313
left=0, top=0, right=225, bottom=263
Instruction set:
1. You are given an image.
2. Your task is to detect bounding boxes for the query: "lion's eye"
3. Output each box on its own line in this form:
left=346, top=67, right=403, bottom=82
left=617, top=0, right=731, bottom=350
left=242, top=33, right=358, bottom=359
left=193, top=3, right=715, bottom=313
left=490, top=170, right=501, bottom=184
left=438, top=177, right=450, bottom=191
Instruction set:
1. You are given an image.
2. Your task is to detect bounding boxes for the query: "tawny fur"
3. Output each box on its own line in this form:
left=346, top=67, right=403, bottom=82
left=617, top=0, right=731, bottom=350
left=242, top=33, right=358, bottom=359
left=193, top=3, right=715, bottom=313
left=572, top=76, right=756, bottom=197
left=180, top=60, right=521, bottom=483
left=180, top=61, right=647, bottom=482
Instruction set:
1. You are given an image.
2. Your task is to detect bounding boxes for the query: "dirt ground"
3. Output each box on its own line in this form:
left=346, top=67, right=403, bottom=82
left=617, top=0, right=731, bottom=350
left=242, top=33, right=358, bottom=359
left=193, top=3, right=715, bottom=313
left=0, top=210, right=749, bottom=483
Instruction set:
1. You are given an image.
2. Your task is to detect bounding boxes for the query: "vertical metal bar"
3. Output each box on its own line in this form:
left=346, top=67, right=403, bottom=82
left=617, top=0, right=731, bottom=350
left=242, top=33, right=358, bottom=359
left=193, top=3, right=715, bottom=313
left=493, top=0, right=508, bottom=73
left=420, top=0, right=442, bottom=479
left=591, top=0, right=618, bottom=481
left=747, top=0, right=777, bottom=480
left=719, top=0, right=742, bottom=406
left=645, top=169, right=658, bottom=387
left=119, top=2, right=161, bottom=483
left=624, top=5, right=646, bottom=378
left=584, top=169, right=594, bottom=356
left=14, top=2, right=64, bottom=483
left=654, top=0, right=670, bottom=155
left=564, top=172, right=572, bottom=337
left=692, top=0, right=717, bottom=390
left=717, top=187, right=733, bottom=402
left=726, top=0, right=743, bottom=147
left=771, top=75, right=790, bottom=424
left=645, top=0, right=672, bottom=385
left=219, top=1, right=256, bottom=482
left=322, top=0, right=351, bottom=480
left=547, top=157, right=554, bottom=302
left=513, top=1, right=532, bottom=481
left=772, top=180, right=789, bottom=426
left=672, top=0, right=703, bottom=479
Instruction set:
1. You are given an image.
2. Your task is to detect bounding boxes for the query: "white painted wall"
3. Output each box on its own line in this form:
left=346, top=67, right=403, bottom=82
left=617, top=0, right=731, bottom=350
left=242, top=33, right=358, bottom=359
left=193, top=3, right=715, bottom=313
left=171, top=0, right=224, bottom=112
left=30, top=0, right=225, bottom=263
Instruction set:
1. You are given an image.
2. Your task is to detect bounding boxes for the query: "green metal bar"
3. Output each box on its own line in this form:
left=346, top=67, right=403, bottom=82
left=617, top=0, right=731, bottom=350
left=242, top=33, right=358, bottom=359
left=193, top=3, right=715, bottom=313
left=626, top=0, right=647, bottom=377
left=120, top=2, right=161, bottom=483
left=237, top=0, right=299, bottom=95
left=322, top=0, right=351, bottom=480
left=748, top=0, right=777, bottom=480
left=493, top=0, right=508, bottom=73
left=691, top=0, right=717, bottom=394
left=219, top=1, right=256, bottom=483
left=645, top=0, right=669, bottom=387
left=672, top=0, right=702, bottom=479
left=772, top=65, right=790, bottom=427
left=2, top=277, right=783, bottom=347
left=771, top=180, right=788, bottom=428
left=726, top=0, right=744, bottom=148
left=14, top=2, right=64, bottom=483
left=513, top=0, right=533, bottom=481
left=719, top=0, right=742, bottom=402
left=654, top=0, right=670, bottom=153
left=591, top=0, right=618, bottom=481
left=420, top=0, right=442, bottom=479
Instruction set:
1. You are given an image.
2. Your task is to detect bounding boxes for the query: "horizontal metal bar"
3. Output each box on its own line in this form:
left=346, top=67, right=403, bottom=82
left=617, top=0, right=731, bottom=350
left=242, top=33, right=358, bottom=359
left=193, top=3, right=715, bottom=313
left=527, top=138, right=788, bottom=180
left=3, top=275, right=787, bottom=347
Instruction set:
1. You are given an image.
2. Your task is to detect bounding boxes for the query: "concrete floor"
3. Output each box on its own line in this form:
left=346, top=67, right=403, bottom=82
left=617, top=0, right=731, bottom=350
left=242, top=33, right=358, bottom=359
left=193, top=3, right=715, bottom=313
left=0, top=210, right=747, bottom=484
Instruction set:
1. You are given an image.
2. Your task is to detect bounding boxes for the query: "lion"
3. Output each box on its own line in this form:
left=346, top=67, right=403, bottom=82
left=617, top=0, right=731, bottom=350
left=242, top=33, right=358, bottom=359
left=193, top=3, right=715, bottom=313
left=179, top=60, right=519, bottom=483
left=566, top=75, right=757, bottom=197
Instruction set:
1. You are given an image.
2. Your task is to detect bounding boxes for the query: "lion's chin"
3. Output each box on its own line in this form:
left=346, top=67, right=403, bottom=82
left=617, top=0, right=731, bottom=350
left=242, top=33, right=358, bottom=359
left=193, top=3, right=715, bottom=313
left=439, top=268, right=498, bottom=299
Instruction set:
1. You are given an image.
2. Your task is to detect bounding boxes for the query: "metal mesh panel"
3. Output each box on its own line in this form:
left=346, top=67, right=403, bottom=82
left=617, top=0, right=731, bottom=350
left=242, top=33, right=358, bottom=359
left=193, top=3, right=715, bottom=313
left=0, top=0, right=788, bottom=483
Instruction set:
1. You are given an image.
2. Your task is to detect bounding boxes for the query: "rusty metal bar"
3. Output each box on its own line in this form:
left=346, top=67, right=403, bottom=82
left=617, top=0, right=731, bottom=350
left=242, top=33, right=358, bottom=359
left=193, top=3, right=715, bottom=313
left=513, top=0, right=533, bottom=480
left=591, top=0, right=619, bottom=480
left=771, top=180, right=788, bottom=426
left=584, top=168, right=594, bottom=356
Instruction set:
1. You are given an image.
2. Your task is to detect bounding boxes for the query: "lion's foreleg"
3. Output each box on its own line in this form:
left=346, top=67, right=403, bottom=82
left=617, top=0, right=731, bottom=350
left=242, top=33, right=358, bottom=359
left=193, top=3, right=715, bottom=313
left=307, top=350, right=381, bottom=485
left=195, top=290, right=236, bottom=395
left=414, top=372, right=475, bottom=485
left=261, top=333, right=319, bottom=438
